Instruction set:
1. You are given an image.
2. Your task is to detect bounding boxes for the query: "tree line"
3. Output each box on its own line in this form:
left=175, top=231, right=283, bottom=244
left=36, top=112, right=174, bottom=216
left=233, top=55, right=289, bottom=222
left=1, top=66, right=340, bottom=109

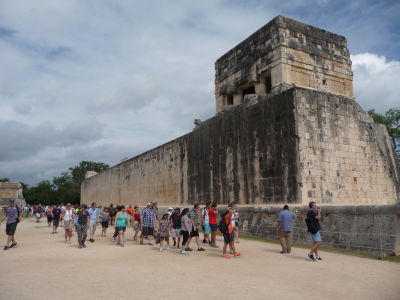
left=1, top=161, right=109, bottom=205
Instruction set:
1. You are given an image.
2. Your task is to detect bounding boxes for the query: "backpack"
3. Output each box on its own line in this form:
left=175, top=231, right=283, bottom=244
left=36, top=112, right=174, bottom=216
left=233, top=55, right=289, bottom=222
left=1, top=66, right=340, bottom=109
left=218, top=211, right=229, bottom=234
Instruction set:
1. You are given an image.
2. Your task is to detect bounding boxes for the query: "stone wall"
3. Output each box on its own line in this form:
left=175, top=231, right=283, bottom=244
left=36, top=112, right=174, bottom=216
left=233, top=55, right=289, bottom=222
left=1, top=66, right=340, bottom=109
left=237, top=204, right=400, bottom=256
left=81, top=87, right=399, bottom=207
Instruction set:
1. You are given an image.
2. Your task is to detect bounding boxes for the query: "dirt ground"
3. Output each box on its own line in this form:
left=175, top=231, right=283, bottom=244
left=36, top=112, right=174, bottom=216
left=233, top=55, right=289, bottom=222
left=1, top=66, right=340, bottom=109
left=0, top=219, right=399, bottom=300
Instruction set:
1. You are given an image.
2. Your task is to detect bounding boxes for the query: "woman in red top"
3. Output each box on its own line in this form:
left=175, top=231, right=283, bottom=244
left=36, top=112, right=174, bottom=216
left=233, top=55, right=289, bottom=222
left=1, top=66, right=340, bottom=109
left=209, top=203, right=218, bottom=248
left=132, top=205, right=141, bottom=241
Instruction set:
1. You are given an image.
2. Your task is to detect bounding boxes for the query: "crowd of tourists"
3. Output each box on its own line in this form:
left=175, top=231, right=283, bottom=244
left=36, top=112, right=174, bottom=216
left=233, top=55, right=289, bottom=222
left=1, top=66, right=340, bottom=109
left=1, top=199, right=323, bottom=261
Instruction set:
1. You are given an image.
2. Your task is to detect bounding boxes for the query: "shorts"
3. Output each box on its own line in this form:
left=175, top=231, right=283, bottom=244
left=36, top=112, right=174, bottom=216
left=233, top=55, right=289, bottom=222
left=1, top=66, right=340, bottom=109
left=310, top=231, right=322, bottom=243
left=171, top=228, right=180, bottom=238
left=223, top=232, right=234, bottom=244
left=36, top=213, right=41, bottom=218
left=132, top=221, right=140, bottom=231
left=47, top=216, right=52, bottom=222
left=190, top=228, right=199, bottom=237
left=116, top=226, right=126, bottom=232
left=101, top=221, right=109, bottom=228
left=142, top=227, right=154, bottom=237
left=6, top=222, right=18, bottom=236
left=204, top=223, right=211, bottom=235
left=64, top=220, right=73, bottom=230
left=181, top=230, right=189, bottom=246
left=53, top=218, right=60, bottom=227
left=159, top=231, right=169, bottom=241
left=210, top=224, right=218, bottom=232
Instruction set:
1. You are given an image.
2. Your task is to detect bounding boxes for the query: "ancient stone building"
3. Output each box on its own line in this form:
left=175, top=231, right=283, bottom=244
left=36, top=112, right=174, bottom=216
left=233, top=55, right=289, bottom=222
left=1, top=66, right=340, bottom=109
left=215, top=15, right=353, bottom=112
left=81, top=16, right=399, bottom=208
left=0, top=182, right=26, bottom=207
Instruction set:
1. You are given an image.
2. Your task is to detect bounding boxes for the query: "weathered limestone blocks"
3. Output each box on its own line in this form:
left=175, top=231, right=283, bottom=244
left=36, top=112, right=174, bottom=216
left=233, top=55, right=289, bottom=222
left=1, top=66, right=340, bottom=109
left=215, top=15, right=354, bottom=113
left=237, top=204, right=400, bottom=256
left=81, top=88, right=399, bottom=207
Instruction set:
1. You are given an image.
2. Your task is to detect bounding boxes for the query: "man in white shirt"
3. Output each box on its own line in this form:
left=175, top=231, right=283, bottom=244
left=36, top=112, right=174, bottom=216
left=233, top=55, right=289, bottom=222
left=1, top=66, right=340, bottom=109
left=62, top=203, right=74, bottom=244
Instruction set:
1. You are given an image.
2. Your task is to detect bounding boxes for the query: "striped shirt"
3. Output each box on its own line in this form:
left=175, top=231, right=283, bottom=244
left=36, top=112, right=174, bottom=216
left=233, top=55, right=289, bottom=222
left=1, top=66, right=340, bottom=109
left=189, top=209, right=201, bottom=226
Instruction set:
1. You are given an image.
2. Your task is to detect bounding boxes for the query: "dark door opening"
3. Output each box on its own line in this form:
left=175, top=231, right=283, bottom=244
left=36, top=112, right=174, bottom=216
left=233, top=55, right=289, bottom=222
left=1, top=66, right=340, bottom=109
left=266, top=75, right=272, bottom=93
left=227, top=95, right=234, bottom=105
left=243, top=85, right=255, bottom=96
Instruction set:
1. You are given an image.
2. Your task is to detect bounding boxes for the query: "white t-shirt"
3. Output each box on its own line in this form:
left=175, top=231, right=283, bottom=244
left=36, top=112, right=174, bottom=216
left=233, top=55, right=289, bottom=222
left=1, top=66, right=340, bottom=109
left=64, top=209, right=73, bottom=221
left=202, top=209, right=209, bottom=224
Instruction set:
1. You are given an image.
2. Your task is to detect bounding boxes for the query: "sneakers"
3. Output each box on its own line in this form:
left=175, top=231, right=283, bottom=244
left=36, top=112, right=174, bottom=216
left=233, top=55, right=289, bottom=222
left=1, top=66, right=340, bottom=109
left=308, top=253, right=317, bottom=261
left=315, top=256, right=322, bottom=260
left=198, top=248, right=206, bottom=251
left=210, top=244, right=219, bottom=248
left=140, top=239, right=144, bottom=245
left=10, top=242, right=17, bottom=248
left=222, top=254, right=230, bottom=258
left=3, top=246, right=9, bottom=250
left=166, top=246, right=169, bottom=250
left=202, top=239, right=208, bottom=244
left=185, top=247, right=193, bottom=251
left=159, top=248, right=163, bottom=252
left=112, top=237, right=116, bottom=242
left=234, top=253, right=241, bottom=258
left=180, top=250, right=188, bottom=255
left=82, top=244, right=86, bottom=248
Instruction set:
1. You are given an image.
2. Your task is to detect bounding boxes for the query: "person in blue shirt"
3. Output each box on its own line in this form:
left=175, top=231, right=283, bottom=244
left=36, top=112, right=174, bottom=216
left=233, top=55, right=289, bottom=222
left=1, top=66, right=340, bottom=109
left=88, top=203, right=99, bottom=243
left=277, top=205, right=299, bottom=254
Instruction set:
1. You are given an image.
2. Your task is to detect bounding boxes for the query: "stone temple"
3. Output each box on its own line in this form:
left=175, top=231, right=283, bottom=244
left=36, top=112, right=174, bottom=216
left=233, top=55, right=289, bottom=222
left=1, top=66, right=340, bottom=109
left=81, top=16, right=400, bottom=255
left=82, top=16, right=399, bottom=207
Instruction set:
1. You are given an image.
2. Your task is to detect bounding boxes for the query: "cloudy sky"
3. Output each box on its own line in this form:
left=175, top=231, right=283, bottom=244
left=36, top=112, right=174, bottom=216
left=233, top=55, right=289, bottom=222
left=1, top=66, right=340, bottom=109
left=0, top=0, right=399, bottom=185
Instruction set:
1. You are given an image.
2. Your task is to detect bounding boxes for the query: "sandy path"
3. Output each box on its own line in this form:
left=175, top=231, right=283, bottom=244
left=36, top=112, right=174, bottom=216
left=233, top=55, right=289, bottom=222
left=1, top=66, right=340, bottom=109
left=0, top=219, right=399, bottom=300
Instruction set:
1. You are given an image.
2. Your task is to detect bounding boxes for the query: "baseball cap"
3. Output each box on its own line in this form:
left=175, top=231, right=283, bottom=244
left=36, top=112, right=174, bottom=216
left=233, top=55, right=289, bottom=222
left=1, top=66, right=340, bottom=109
left=146, top=202, right=152, bottom=206
left=168, top=207, right=173, bottom=210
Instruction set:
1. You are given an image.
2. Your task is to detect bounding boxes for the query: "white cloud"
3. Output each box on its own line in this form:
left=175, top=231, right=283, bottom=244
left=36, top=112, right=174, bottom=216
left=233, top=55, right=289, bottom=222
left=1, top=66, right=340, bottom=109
left=352, top=53, right=400, bottom=113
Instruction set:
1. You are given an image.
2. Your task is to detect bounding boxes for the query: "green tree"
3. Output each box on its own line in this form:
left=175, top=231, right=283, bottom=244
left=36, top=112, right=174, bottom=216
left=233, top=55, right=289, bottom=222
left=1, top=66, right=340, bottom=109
left=372, top=108, right=400, bottom=154
left=69, top=161, right=109, bottom=185
left=0, top=178, right=10, bottom=182
left=24, top=180, right=57, bottom=205
left=23, top=161, right=109, bottom=205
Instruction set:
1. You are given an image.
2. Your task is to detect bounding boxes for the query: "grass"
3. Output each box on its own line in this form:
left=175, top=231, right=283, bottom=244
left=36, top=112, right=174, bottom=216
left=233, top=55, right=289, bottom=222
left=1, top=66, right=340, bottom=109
left=239, top=233, right=400, bottom=263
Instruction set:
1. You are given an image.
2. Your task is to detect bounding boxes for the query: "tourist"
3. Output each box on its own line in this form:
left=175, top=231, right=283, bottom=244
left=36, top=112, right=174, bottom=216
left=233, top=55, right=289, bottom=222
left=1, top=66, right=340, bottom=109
left=170, top=207, right=181, bottom=248
left=234, top=209, right=240, bottom=243
left=3, top=200, right=22, bottom=250
left=140, top=203, right=157, bottom=245
left=52, top=205, right=62, bottom=234
left=76, top=205, right=89, bottom=249
left=209, top=202, right=219, bottom=248
left=306, top=201, right=322, bottom=261
left=35, top=204, right=43, bottom=223
left=276, top=205, right=297, bottom=254
left=100, top=207, right=110, bottom=237
left=201, top=203, right=211, bottom=244
left=180, top=208, right=191, bottom=255
left=167, top=207, right=173, bottom=217
left=132, top=205, right=141, bottom=241
left=158, top=213, right=171, bottom=251
left=221, top=203, right=241, bottom=258
left=46, top=206, right=53, bottom=227
left=109, top=204, right=116, bottom=225
left=115, top=206, right=129, bottom=247
left=88, top=202, right=99, bottom=243
left=186, top=204, right=205, bottom=252
left=127, top=205, right=134, bottom=218
left=62, top=203, right=74, bottom=244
